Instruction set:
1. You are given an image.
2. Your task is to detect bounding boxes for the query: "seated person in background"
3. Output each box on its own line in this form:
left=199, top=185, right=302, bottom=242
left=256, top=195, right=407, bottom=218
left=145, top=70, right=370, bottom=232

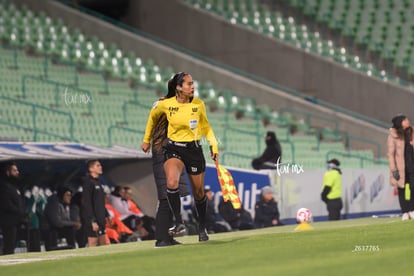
left=218, top=199, right=254, bottom=231
left=192, top=186, right=230, bottom=233
left=252, top=131, right=282, bottom=170
left=104, top=192, right=132, bottom=243
left=123, top=186, right=155, bottom=240
left=109, top=185, right=124, bottom=209
left=123, top=186, right=144, bottom=217
left=42, top=186, right=81, bottom=250
left=110, top=185, right=138, bottom=231
left=254, top=186, right=283, bottom=228
left=69, top=191, right=87, bottom=248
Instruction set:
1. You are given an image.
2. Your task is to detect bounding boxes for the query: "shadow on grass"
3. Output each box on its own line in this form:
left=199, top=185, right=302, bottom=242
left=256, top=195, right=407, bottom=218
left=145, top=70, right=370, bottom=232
left=184, top=237, right=249, bottom=246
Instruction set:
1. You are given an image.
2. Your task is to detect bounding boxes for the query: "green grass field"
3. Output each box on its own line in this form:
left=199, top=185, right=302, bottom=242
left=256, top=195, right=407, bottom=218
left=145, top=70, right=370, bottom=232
left=0, top=217, right=412, bottom=275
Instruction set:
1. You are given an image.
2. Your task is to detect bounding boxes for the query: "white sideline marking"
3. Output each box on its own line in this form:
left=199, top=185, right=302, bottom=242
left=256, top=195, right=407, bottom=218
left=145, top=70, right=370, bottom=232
left=0, top=254, right=76, bottom=266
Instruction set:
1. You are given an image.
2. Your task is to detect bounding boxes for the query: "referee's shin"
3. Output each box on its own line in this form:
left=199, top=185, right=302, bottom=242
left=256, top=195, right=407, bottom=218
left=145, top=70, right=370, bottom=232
left=167, top=188, right=183, bottom=224
left=195, top=196, right=207, bottom=229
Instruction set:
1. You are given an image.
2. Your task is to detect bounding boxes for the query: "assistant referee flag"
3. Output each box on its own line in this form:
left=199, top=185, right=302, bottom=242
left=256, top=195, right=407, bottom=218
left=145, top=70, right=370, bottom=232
left=215, top=159, right=241, bottom=209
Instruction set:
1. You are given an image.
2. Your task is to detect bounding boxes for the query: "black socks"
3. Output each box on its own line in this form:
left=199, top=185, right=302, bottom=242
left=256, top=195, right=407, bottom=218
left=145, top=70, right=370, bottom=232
left=195, top=195, right=207, bottom=229
left=155, top=199, right=173, bottom=241
left=166, top=188, right=182, bottom=224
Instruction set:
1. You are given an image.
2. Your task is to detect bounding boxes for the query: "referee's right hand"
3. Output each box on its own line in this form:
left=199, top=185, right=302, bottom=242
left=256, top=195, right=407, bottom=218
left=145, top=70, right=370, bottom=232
left=141, top=142, right=150, bottom=153
left=209, top=146, right=218, bottom=161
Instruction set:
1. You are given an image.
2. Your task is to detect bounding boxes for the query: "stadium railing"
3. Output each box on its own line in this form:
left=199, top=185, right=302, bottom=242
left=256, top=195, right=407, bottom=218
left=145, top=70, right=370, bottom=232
left=0, top=0, right=386, bottom=168
left=0, top=95, right=77, bottom=142
left=325, top=150, right=388, bottom=169
left=21, top=75, right=93, bottom=115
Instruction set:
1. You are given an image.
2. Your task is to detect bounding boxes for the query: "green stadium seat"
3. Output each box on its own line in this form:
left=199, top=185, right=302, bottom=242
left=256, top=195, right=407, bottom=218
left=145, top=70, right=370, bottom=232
left=0, top=0, right=385, bottom=169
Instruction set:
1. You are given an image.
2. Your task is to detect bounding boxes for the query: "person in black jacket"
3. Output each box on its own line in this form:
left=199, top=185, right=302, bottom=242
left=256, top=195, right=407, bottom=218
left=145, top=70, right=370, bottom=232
left=254, top=186, right=283, bottom=228
left=252, top=131, right=282, bottom=170
left=0, top=162, right=25, bottom=255
left=42, top=186, right=81, bottom=250
left=80, top=160, right=108, bottom=247
left=70, top=191, right=87, bottom=248
left=218, top=199, right=254, bottom=231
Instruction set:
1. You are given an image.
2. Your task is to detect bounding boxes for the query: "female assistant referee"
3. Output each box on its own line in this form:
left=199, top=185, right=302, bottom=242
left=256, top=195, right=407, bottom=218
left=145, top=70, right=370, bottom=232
left=141, top=72, right=219, bottom=242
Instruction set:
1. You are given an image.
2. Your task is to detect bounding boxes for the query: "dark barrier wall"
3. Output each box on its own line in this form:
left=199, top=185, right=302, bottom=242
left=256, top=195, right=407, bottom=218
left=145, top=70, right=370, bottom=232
left=105, top=160, right=158, bottom=217
left=122, top=0, right=414, bottom=124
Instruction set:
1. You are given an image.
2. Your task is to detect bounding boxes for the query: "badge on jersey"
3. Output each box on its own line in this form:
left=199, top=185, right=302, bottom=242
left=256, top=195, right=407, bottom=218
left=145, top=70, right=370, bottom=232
left=189, top=119, right=198, bottom=130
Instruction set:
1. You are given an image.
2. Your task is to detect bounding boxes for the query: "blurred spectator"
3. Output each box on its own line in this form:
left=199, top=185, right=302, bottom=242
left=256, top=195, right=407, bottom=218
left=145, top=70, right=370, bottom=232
left=42, top=186, right=81, bottom=250
left=254, top=186, right=283, bottom=228
left=123, top=186, right=155, bottom=240
left=0, top=162, right=25, bottom=255
left=109, top=185, right=124, bottom=209
left=387, top=114, right=414, bottom=220
left=321, top=159, right=343, bottom=220
left=218, top=199, right=254, bottom=231
left=70, top=191, right=87, bottom=248
left=24, top=185, right=49, bottom=252
left=110, top=185, right=140, bottom=232
left=104, top=193, right=132, bottom=243
left=81, top=160, right=108, bottom=247
left=123, top=186, right=144, bottom=217
left=133, top=216, right=152, bottom=241
left=252, top=131, right=282, bottom=170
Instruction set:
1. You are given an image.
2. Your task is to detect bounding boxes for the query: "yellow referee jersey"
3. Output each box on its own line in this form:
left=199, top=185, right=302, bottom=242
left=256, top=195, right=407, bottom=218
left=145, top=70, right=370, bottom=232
left=143, top=97, right=219, bottom=153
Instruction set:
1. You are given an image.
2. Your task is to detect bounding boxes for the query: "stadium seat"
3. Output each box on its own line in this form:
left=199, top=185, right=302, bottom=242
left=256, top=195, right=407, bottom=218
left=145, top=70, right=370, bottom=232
left=0, top=0, right=385, bottom=169
left=188, top=0, right=414, bottom=86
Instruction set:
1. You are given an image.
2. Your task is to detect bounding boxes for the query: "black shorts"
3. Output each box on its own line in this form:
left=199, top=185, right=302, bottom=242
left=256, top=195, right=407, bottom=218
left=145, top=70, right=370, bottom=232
left=84, top=221, right=106, bottom=238
left=164, top=140, right=206, bottom=175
